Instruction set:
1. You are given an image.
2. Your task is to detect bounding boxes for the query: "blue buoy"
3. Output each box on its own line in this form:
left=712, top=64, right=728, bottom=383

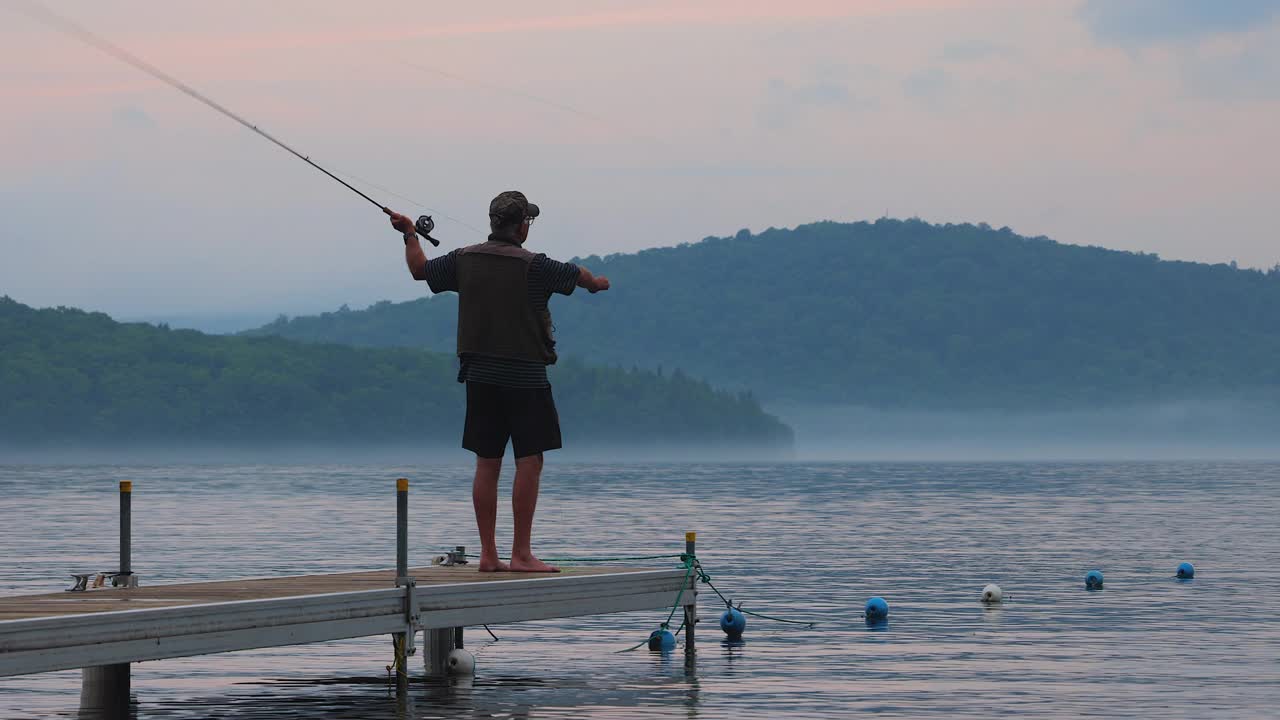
left=1085, top=570, right=1104, bottom=590
left=1177, top=562, right=1195, bottom=580
left=647, top=628, right=676, bottom=652
left=864, top=596, right=889, bottom=623
left=719, top=608, right=746, bottom=638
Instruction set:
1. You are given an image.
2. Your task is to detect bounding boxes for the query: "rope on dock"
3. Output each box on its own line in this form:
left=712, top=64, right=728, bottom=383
left=607, top=553, right=821, bottom=651
left=614, top=556, right=695, bottom=653
left=663, top=558, right=696, bottom=628
left=546, top=553, right=687, bottom=563
left=449, top=548, right=821, bottom=646
left=384, top=634, right=411, bottom=689
left=461, top=552, right=687, bottom=564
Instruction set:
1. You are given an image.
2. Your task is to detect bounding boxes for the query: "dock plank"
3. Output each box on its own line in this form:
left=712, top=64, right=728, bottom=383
left=0, top=566, right=694, bottom=677
left=0, top=566, right=650, bottom=620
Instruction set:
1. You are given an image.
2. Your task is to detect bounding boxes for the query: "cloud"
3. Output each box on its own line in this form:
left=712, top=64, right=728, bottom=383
left=1079, top=0, right=1280, bottom=46
left=902, top=67, right=949, bottom=100
left=1177, top=39, right=1280, bottom=101
left=1078, top=1, right=1280, bottom=103
left=757, top=70, right=877, bottom=130
left=111, top=105, right=156, bottom=131
left=5, top=0, right=1280, bottom=319
left=938, top=40, right=1016, bottom=62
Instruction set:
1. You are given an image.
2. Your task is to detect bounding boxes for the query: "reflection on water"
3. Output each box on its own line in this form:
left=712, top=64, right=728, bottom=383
left=2, top=462, right=1279, bottom=718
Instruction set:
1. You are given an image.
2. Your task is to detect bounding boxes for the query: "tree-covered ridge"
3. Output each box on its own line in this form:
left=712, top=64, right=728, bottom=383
left=247, top=219, right=1280, bottom=409
left=0, top=297, right=792, bottom=450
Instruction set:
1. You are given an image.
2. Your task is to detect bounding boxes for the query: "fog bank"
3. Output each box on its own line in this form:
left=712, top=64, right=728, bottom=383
left=0, top=441, right=794, bottom=466
left=772, top=400, right=1280, bottom=461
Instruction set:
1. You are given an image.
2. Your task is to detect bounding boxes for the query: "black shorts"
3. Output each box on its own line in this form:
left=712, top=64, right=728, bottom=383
left=463, top=382, right=563, bottom=459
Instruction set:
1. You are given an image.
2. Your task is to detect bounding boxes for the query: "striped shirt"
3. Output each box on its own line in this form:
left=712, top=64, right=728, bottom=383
left=424, top=248, right=580, bottom=388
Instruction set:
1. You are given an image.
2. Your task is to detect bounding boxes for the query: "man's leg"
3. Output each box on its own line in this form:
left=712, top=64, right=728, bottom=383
left=473, top=457, right=509, bottom=572
left=463, top=382, right=512, bottom=573
left=509, top=452, right=559, bottom=573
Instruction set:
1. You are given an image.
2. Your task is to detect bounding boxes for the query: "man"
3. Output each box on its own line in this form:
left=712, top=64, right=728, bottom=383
left=388, top=191, right=610, bottom=572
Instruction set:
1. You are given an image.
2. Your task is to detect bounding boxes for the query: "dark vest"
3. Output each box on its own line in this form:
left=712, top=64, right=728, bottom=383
left=455, top=239, right=558, bottom=365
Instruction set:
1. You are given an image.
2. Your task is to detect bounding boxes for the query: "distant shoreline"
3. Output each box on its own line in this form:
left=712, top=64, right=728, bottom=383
left=4, top=444, right=1279, bottom=465
left=0, top=442, right=797, bottom=466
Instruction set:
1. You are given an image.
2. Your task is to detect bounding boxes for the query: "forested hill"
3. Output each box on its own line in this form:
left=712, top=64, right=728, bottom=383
left=247, top=219, right=1280, bottom=409
left=0, top=297, right=792, bottom=452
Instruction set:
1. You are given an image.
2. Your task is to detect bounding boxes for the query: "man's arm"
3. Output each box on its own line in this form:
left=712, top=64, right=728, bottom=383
left=405, top=234, right=428, bottom=280
left=576, top=266, right=610, bottom=294
left=386, top=209, right=428, bottom=280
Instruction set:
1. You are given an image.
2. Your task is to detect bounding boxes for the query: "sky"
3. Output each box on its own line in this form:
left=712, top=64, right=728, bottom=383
left=2, top=0, right=1278, bottom=324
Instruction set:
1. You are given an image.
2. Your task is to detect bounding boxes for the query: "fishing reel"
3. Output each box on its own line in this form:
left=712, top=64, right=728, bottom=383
left=415, top=215, right=441, bottom=247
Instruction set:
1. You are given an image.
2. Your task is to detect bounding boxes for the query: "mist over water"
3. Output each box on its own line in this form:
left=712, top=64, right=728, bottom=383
left=774, top=400, right=1280, bottom=460
left=10, top=397, right=1280, bottom=464
left=0, top=442, right=795, bottom=466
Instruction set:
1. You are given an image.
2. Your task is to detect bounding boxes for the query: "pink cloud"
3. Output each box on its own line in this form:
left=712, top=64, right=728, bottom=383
left=21, top=0, right=975, bottom=58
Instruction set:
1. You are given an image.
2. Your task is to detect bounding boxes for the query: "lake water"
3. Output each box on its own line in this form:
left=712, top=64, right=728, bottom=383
left=1, top=461, right=1277, bottom=718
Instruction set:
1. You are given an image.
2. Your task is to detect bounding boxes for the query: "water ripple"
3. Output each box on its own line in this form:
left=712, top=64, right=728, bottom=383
left=0, top=461, right=1277, bottom=718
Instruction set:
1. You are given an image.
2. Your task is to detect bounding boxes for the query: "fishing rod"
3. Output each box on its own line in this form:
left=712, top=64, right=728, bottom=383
left=14, top=0, right=441, bottom=246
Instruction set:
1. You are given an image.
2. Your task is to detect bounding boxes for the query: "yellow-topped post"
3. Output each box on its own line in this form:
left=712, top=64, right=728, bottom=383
left=684, top=531, right=697, bottom=659
left=396, top=479, right=409, bottom=578
left=119, top=481, right=132, bottom=578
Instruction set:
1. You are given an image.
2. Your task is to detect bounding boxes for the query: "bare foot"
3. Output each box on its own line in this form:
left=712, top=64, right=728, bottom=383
left=509, top=554, right=560, bottom=573
left=478, top=555, right=511, bottom=573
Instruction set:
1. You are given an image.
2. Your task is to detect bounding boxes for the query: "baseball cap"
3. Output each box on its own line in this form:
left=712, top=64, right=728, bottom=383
left=489, top=190, right=541, bottom=226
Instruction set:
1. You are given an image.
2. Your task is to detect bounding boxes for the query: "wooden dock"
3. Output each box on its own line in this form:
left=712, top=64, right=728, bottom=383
left=0, top=564, right=694, bottom=677
left=0, top=479, right=699, bottom=715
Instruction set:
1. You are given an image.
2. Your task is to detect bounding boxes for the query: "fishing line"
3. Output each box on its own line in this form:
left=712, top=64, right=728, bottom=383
left=392, top=55, right=663, bottom=148
left=393, top=56, right=617, bottom=128
left=325, top=165, right=485, bottom=236
left=13, top=0, right=445, bottom=246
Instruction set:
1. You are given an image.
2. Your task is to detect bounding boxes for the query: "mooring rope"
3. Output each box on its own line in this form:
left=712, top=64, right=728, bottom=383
left=460, top=552, right=687, bottom=564
left=612, top=555, right=694, bottom=653
left=614, top=617, right=686, bottom=654
left=384, top=633, right=411, bottom=688
left=614, top=636, right=650, bottom=653
left=693, top=560, right=820, bottom=628
left=444, top=549, right=820, bottom=650
left=663, top=557, right=696, bottom=628
left=548, top=553, right=688, bottom=563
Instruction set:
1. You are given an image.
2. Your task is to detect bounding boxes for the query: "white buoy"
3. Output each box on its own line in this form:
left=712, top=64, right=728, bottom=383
left=981, top=583, right=1003, bottom=604
left=446, top=648, right=475, bottom=675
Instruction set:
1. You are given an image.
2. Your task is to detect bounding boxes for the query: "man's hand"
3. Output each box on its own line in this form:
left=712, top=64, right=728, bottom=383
left=577, top=266, right=610, bottom=294
left=385, top=208, right=416, bottom=238
left=390, top=207, right=428, bottom=280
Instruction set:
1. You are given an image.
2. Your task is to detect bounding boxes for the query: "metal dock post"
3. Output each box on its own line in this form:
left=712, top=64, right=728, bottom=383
left=424, top=546, right=461, bottom=678
left=80, top=480, right=133, bottom=715
left=119, top=480, right=131, bottom=582
left=425, top=627, right=454, bottom=677
left=393, top=478, right=413, bottom=695
left=684, top=531, right=697, bottom=660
